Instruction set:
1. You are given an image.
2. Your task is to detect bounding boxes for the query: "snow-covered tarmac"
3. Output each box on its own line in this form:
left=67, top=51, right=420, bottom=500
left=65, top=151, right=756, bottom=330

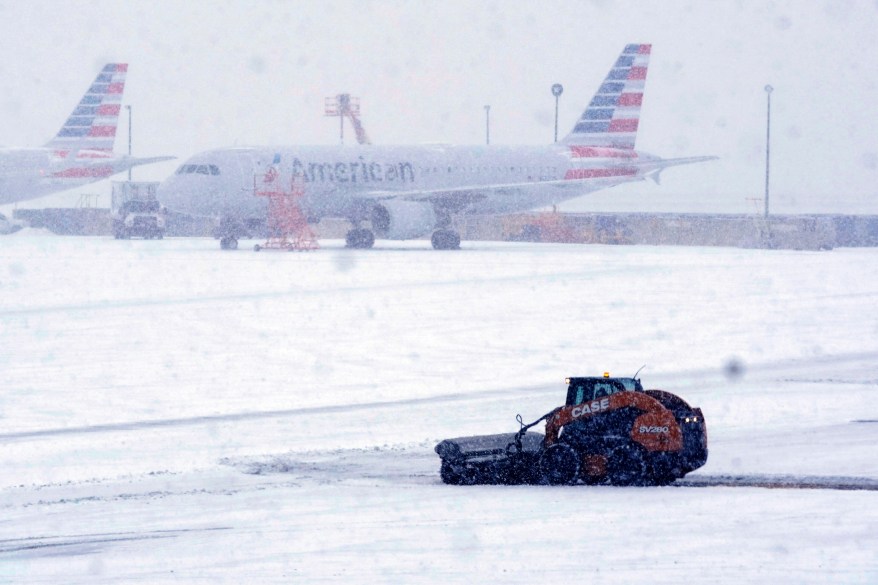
left=1, top=233, right=876, bottom=583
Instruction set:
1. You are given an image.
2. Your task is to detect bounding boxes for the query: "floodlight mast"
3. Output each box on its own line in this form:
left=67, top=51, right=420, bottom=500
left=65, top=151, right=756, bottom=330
left=484, top=105, right=491, bottom=145
left=764, top=85, right=773, bottom=218
left=125, top=105, right=132, bottom=180
left=552, top=84, right=564, bottom=143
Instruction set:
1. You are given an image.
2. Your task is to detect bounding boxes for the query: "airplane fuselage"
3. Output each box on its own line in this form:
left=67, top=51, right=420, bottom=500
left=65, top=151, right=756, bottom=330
left=0, top=147, right=117, bottom=204
left=158, top=144, right=657, bottom=224
left=0, top=63, right=172, bottom=208
left=0, top=147, right=173, bottom=205
left=156, top=44, right=715, bottom=250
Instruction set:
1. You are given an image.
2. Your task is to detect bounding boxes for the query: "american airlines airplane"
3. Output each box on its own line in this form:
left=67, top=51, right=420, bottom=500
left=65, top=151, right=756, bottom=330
left=158, top=44, right=716, bottom=250
left=0, top=64, right=172, bottom=206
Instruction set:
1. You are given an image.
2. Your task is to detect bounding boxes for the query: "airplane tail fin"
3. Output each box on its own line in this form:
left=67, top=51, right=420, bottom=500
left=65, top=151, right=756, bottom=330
left=44, top=63, right=128, bottom=157
left=561, top=44, right=650, bottom=149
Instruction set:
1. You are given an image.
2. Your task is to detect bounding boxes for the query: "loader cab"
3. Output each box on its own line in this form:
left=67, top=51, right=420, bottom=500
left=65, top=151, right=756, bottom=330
left=565, top=376, right=644, bottom=406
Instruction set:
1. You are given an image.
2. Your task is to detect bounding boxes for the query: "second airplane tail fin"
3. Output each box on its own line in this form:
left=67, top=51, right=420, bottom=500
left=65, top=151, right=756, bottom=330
left=561, top=44, right=650, bottom=149
left=45, top=63, right=127, bottom=158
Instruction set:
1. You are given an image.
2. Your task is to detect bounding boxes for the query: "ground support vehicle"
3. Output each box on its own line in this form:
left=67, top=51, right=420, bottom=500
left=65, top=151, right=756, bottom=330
left=111, top=181, right=165, bottom=239
left=435, top=375, right=708, bottom=486
left=0, top=212, right=23, bottom=235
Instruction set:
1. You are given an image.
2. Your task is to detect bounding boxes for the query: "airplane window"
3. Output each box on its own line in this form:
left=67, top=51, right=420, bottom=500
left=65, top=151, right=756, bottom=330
left=196, top=165, right=210, bottom=175
left=209, top=165, right=220, bottom=175
left=185, top=165, right=198, bottom=174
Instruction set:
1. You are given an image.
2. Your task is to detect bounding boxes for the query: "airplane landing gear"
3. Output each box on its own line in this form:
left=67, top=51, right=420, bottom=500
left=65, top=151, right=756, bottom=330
left=214, top=215, right=249, bottom=251
left=431, top=229, right=461, bottom=250
left=345, top=228, right=375, bottom=249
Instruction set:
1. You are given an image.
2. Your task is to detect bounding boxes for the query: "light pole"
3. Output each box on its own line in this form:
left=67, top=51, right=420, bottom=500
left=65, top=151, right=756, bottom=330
left=125, top=105, right=132, bottom=181
left=763, top=85, right=773, bottom=218
left=552, top=83, right=564, bottom=143
left=338, top=94, right=349, bottom=145
left=484, top=105, right=490, bottom=145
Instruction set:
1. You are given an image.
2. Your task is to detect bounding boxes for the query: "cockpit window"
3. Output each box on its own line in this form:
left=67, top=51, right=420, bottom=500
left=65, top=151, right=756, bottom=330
left=175, top=164, right=220, bottom=176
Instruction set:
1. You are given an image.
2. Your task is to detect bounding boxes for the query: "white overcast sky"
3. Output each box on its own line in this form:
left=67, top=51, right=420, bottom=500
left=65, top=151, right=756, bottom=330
left=1, top=0, right=877, bottom=213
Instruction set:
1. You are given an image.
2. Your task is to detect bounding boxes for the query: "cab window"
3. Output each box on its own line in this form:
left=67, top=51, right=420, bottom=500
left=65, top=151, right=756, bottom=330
left=567, top=379, right=627, bottom=405
left=618, top=378, right=639, bottom=391
left=592, top=381, right=617, bottom=398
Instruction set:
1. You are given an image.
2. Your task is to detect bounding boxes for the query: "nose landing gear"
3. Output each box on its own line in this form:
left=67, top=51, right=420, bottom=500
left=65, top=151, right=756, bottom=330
left=345, top=228, right=375, bottom=249
left=431, top=229, right=461, bottom=250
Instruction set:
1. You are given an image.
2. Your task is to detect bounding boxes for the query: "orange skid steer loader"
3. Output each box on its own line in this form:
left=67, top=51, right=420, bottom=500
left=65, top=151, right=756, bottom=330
left=435, top=374, right=708, bottom=486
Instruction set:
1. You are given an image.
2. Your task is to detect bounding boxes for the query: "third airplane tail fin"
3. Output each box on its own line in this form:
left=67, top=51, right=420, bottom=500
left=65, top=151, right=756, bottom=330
left=44, top=63, right=127, bottom=159
left=561, top=44, right=650, bottom=149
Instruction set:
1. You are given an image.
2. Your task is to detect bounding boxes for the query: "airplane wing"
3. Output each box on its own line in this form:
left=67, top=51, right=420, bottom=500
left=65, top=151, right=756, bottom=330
left=640, top=156, right=719, bottom=185
left=358, top=177, right=625, bottom=205
left=356, top=155, right=717, bottom=204
left=61, top=155, right=177, bottom=175
left=108, top=155, right=177, bottom=172
left=62, top=154, right=176, bottom=171
left=650, top=155, right=719, bottom=167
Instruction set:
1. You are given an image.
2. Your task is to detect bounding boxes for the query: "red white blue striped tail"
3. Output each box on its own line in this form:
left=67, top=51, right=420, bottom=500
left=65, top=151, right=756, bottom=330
left=44, top=63, right=127, bottom=157
left=561, top=44, right=650, bottom=149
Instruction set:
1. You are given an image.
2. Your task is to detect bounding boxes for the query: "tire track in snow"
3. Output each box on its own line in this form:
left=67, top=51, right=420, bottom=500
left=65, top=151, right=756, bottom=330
left=228, top=449, right=878, bottom=492
left=677, top=474, right=878, bottom=491
left=0, top=265, right=638, bottom=318
left=0, top=527, right=231, bottom=555
left=0, top=383, right=558, bottom=442
left=3, top=350, right=876, bottom=442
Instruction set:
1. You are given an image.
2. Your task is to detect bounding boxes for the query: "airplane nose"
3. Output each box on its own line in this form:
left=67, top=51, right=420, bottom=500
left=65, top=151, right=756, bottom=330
left=156, top=172, right=226, bottom=218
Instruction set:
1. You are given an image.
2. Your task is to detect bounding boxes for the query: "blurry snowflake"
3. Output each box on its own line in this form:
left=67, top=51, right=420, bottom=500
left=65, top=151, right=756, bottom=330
left=723, top=357, right=745, bottom=381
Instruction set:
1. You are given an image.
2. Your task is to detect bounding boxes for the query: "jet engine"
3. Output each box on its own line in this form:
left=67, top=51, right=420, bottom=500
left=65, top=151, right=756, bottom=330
left=370, top=201, right=436, bottom=240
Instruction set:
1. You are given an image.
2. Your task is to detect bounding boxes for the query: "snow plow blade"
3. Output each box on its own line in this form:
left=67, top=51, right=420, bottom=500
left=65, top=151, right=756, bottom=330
left=436, top=432, right=545, bottom=485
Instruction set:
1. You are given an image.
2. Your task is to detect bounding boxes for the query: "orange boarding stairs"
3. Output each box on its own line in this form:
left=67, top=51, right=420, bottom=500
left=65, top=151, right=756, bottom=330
left=253, top=168, right=319, bottom=251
